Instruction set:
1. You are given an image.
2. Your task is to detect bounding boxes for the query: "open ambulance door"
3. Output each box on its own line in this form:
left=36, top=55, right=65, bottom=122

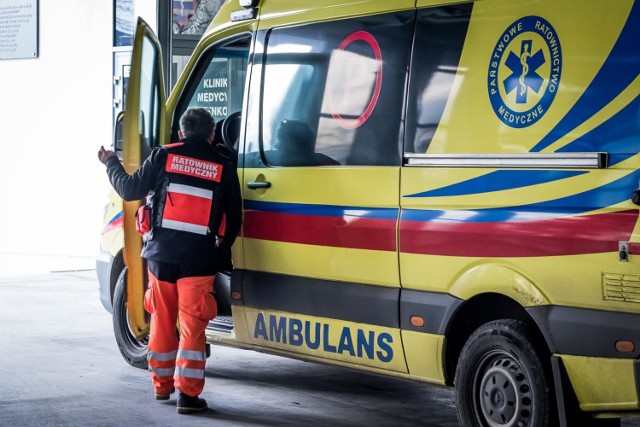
left=121, top=18, right=167, bottom=338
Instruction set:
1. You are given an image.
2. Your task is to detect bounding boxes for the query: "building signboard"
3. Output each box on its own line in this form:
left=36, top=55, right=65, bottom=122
left=0, top=0, right=38, bottom=60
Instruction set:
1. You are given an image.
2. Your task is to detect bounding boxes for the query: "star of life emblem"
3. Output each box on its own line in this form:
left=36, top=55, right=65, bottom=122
left=488, top=16, right=562, bottom=128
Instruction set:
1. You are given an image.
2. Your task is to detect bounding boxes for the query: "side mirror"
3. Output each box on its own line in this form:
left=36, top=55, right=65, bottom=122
left=113, top=111, right=125, bottom=159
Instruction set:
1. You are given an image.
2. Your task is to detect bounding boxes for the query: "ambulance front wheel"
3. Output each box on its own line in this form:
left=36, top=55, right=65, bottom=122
left=455, top=319, right=553, bottom=427
left=113, top=267, right=149, bottom=370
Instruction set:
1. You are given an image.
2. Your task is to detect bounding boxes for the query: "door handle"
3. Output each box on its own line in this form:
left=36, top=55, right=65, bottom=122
left=247, top=180, right=271, bottom=189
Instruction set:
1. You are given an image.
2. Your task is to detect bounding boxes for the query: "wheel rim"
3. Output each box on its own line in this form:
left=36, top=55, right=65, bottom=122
left=123, top=303, right=149, bottom=350
left=473, top=351, right=533, bottom=427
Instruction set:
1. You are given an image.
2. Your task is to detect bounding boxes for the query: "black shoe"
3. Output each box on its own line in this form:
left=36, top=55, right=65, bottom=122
left=176, top=392, right=208, bottom=414
left=155, top=387, right=175, bottom=401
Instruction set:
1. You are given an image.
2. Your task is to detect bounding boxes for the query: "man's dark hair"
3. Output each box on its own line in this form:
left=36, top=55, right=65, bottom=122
left=179, top=108, right=216, bottom=140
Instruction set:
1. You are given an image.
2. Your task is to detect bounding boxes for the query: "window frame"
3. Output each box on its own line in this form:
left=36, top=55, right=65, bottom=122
left=171, top=33, right=253, bottom=142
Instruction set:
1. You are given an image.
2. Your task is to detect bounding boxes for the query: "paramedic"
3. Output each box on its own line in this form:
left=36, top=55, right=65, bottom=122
left=98, top=107, right=242, bottom=414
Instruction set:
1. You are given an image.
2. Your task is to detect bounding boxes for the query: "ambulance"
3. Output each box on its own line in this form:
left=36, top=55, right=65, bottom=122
left=96, top=0, right=640, bottom=425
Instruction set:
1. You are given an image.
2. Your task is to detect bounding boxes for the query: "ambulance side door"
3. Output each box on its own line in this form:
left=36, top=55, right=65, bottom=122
left=120, top=18, right=167, bottom=336
left=237, top=7, right=414, bottom=372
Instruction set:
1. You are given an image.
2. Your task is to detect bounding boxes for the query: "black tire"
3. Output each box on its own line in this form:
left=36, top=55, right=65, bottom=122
left=455, top=319, right=552, bottom=427
left=112, top=267, right=149, bottom=369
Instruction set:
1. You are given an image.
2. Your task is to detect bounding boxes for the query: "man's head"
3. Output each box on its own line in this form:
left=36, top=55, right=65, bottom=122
left=178, top=108, right=216, bottom=144
left=276, top=119, right=315, bottom=153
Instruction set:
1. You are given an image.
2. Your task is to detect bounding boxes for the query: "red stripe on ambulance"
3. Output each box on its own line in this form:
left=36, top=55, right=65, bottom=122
left=243, top=210, right=396, bottom=251
left=399, top=210, right=638, bottom=257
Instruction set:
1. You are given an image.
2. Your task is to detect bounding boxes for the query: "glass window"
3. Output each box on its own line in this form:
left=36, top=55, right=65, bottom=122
left=171, top=55, right=190, bottom=90
left=173, top=36, right=250, bottom=144
left=114, top=0, right=134, bottom=47
left=173, top=0, right=223, bottom=36
left=405, top=4, right=473, bottom=154
left=258, top=12, right=414, bottom=167
left=138, top=36, right=161, bottom=158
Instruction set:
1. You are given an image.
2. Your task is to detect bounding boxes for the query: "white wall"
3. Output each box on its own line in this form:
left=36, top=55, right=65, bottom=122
left=136, top=0, right=157, bottom=33
left=0, top=0, right=113, bottom=257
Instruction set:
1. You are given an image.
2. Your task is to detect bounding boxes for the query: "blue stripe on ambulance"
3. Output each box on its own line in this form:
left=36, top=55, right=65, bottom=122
left=532, top=1, right=640, bottom=152
left=557, top=95, right=640, bottom=164
left=405, top=170, right=587, bottom=198
left=403, top=170, right=640, bottom=222
left=243, top=200, right=398, bottom=219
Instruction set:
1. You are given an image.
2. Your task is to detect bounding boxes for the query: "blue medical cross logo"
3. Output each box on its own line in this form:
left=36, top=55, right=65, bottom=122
left=503, top=40, right=545, bottom=104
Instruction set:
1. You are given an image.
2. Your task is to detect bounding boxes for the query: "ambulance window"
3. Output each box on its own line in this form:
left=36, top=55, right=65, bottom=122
left=172, top=35, right=250, bottom=143
left=405, top=4, right=473, bottom=154
left=259, top=12, right=414, bottom=166
left=138, top=36, right=161, bottom=157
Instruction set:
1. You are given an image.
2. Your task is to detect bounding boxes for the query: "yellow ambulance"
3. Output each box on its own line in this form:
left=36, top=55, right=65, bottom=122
left=97, top=0, right=640, bottom=425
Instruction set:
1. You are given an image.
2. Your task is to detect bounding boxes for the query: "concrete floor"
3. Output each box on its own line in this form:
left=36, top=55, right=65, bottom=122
left=0, top=269, right=639, bottom=426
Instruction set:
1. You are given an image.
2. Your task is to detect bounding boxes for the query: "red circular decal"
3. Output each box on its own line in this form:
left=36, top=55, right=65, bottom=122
left=328, top=31, right=383, bottom=129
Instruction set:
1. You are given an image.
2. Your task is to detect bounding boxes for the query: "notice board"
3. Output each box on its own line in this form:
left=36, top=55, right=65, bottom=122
left=0, top=0, right=38, bottom=60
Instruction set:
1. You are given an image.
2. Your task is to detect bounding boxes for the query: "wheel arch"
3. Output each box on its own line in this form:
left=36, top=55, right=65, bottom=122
left=441, top=263, right=552, bottom=386
left=443, top=293, right=551, bottom=385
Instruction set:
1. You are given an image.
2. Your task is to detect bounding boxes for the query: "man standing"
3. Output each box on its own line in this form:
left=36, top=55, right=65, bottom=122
left=98, top=108, right=242, bottom=414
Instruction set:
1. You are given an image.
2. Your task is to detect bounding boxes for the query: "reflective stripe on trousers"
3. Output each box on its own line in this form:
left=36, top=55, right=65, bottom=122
left=149, top=366, right=176, bottom=378
left=149, top=350, right=178, bottom=362
left=176, top=366, right=205, bottom=379
left=176, top=349, right=206, bottom=379
left=148, top=350, right=178, bottom=377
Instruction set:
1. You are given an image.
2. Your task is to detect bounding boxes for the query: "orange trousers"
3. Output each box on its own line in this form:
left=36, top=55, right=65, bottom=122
left=144, top=263, right=218, bottom=397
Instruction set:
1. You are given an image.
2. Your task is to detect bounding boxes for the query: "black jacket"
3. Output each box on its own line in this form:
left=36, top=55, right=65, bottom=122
left=105, top=137, right=242, bottom=268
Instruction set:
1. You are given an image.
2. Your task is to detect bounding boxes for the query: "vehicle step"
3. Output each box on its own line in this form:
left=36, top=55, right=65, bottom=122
left=207, top=315, right=233, bottom=333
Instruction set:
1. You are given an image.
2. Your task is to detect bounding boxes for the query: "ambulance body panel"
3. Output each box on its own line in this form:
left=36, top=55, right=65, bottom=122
left=96, top=189, right=124, bottom=312
left=101, top=0, right=640, bottom=423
